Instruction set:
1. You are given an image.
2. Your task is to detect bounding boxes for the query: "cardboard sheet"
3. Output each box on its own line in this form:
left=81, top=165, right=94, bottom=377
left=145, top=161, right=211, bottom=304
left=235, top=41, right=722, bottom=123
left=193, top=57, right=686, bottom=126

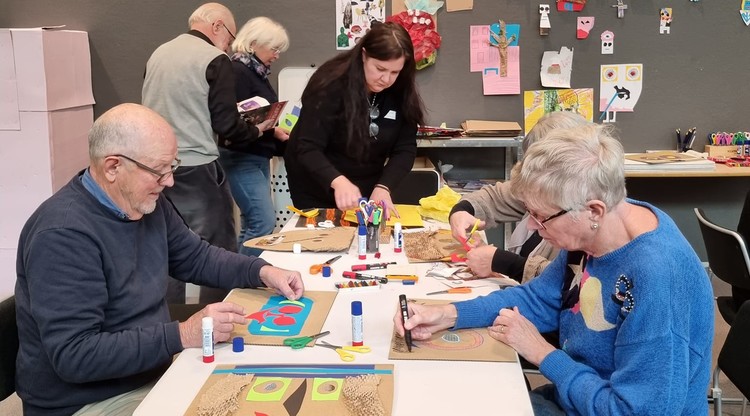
left=226, top=289, right=336, bottom=346
left=185, top=364, right=394, bottom=416
left=403, top=229, right=476, bottom=263
left=243, top=227, right=355, bottom=252
left=389, top=298, right=516, bottom=362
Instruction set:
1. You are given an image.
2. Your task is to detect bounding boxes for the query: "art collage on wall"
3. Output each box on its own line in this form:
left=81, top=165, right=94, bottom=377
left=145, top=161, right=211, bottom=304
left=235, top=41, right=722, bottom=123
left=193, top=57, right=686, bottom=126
left=329, top=0, right=743, bottom=126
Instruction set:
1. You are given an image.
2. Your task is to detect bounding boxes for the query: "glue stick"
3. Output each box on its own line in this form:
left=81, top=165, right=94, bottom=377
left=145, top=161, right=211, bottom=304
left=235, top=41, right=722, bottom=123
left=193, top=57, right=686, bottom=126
left=357, top=225, right=367, bottom=260
left=202, top=317, right=214, bottom=363
left=393, top=222, right=403, bottom=253
left=351, top=301, right=363, bottom=346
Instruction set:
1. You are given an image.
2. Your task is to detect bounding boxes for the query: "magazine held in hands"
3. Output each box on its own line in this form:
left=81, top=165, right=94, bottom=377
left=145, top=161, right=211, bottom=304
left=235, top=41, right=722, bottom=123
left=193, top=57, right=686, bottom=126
left=237, top=96, right=288, bottom=126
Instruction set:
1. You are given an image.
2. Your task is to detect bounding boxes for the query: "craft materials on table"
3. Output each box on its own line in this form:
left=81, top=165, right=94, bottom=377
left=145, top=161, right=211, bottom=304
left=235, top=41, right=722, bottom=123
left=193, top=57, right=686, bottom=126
left=351, top=301, right=363, bottom=346
left=185, top=364, right=394, bottom=416
left=343, top=271, right=389, bottom=284
left=402, top=228, right=472, bottom=263
left=283, top=331, right=331, bottom=349
left=389, top=299, right=517, bottom=362
left=202, top=317, right=214, bottom=363
left=351, top=262, right=397, bottom=271
left=398, top=294, right=413, bottom=353
left=335, top=280, right=382, bottom=292
left=310, top=255, right=342, bottom=275
left=343, top=204, right=424, bottom=228
left=226, top=289, right=336, bottom=346
left=287, top=205, right=319, bottom=218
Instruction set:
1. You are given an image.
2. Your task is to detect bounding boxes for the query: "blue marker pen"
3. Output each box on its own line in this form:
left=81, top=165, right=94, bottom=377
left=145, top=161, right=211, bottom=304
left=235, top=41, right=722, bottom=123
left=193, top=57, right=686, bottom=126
left=358, top=225, right=367, bottom=260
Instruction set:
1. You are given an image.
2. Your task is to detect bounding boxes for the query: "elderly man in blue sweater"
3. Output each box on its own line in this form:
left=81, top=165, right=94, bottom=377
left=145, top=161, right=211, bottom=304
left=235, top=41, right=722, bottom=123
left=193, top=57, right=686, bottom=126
left=15, top=103, right=304, bottom=416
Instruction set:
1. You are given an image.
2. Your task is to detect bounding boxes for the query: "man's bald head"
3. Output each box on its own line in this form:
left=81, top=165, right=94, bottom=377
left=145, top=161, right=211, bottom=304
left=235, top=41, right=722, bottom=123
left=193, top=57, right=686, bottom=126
left=88, top=103, right=174, bottom=162
left=188, top=3, right=233, bottom=29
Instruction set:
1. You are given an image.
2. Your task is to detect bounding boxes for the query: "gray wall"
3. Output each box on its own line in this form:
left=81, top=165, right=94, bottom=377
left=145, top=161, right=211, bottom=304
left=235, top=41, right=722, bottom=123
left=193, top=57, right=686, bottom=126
left=3, top=0, right=749, bottom=258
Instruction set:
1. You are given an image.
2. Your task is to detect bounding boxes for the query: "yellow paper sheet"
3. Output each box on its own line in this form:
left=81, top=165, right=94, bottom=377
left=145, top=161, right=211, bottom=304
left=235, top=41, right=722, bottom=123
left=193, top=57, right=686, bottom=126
left=343, top=204, right=423, bottom=227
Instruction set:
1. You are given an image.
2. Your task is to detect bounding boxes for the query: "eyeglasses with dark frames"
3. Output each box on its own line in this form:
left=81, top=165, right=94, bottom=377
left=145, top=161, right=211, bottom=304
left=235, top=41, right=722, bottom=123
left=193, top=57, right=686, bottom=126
left=221, top=22, right=236, bottom=40
left=526, top=206, right=570, bottom=230
left=115, top=154, right=181, bottom=184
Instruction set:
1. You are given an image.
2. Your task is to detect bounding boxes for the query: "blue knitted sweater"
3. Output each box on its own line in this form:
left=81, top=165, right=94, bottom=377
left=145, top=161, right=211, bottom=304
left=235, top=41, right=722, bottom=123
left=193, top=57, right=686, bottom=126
left=454, top=200, right=713, bottom=415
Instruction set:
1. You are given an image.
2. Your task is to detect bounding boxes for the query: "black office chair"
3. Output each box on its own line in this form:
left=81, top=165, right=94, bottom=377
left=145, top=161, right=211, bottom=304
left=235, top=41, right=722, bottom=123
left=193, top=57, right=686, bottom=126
left=0, top=296, right=18, bottom=402
left=391, top=170, right=441, bottom=205
left=694, top=208, right=750, bottom=415
left=718, top=300, right=750, bottom=416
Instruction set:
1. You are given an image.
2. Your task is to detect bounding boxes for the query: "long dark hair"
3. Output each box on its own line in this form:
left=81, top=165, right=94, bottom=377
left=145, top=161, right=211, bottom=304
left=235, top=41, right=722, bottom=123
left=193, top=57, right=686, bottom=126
left=302, top=21, right=425, bottom=159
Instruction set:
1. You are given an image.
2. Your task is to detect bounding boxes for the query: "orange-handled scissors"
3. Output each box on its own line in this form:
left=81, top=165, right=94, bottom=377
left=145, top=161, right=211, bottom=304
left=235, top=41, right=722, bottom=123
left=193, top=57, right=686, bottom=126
left=426, top=287, right=472, bottom=296
left=316, top=341, right=371, bottom=361
left=309, top=255, right=342, bottom=275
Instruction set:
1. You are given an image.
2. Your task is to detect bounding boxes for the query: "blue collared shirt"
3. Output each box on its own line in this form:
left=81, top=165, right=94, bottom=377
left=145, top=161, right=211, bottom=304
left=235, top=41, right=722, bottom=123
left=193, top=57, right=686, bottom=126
left=81, top=168, right=129, bottom=220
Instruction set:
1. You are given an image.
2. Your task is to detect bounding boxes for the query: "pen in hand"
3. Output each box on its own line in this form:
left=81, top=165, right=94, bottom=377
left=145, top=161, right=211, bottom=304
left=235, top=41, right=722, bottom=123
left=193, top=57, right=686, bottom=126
left=398, top=294, right=412, bottom=352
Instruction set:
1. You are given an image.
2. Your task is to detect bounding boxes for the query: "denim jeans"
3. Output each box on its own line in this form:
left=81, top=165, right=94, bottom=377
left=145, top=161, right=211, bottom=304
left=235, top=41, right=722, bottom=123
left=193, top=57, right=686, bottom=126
left=219, top=149, right=276, bottom=256
left=529, top=384, right=566, bottom=416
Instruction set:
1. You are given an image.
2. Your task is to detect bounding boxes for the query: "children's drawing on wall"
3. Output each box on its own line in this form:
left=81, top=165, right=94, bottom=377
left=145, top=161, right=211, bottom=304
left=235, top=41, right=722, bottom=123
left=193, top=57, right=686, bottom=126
left=468, top=21, right=520, bottom=95
left=539, top=4, right=551, bottom=36
left=600, top=30, right=614, bottom=54
left=659, top=8, right=672, bottom=35
left=540, top=46, right=573, bottom=88
left=557, top=0, right=586, bottom=12
left=577, top=16, right=594, bottom=39
left=599, top=64, right=643, bottom=123
left=524, top=88, right=594, bottom=134
left=742, top=0, right=750, bottom=26
left=336, top=0, right=386, bottom=50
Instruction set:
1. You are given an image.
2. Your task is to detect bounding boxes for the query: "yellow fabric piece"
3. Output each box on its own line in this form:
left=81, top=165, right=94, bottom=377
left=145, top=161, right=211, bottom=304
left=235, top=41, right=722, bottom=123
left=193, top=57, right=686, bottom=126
left=417, top=186, right=462, bottom=223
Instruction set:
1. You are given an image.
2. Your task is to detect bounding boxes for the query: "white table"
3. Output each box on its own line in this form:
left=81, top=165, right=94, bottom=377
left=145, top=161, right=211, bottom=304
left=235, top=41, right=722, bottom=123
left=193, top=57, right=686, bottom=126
left=135, top=219, right=533, bottom=415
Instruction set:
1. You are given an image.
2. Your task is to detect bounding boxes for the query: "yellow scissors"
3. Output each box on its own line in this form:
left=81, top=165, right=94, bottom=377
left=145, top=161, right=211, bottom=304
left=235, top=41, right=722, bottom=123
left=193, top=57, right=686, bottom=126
left=283, top=331, right=330, bottom=349
left=316, top=341, right=371, bottom=362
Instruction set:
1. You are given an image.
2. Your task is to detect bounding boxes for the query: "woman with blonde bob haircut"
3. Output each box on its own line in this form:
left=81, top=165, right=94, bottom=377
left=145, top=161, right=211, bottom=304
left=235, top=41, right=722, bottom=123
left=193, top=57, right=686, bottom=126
left=394, top=123, right=714, bottom=415
left=219, top=16, right=290, bottom=256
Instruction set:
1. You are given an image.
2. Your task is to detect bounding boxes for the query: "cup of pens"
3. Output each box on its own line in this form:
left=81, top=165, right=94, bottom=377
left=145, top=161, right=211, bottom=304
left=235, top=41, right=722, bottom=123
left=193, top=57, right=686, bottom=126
left=356, top=199, right=384, bottom=254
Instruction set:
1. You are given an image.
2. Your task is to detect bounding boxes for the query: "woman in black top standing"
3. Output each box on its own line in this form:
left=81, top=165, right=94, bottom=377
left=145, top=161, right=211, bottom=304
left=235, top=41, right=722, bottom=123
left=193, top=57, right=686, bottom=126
left=284, top=22, right=425, bottom=217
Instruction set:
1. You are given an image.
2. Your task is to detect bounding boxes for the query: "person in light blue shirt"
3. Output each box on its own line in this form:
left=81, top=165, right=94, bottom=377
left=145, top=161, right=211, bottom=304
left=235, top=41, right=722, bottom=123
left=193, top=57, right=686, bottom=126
left=394, top=123, right=714, bottom=415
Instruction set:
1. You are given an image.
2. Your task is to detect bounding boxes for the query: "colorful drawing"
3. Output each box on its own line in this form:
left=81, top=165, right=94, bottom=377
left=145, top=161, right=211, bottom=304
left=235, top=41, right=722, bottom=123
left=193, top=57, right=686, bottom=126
left=599, top=64, right=643, bottom=123
left=557, top=0, right=586, bottom=12
left=469, top=22, right=520, bottom=95
left=335, top=0, right=386, bottom=50
left=185, top=364, right=395, bottom=416
left=227, top=289, right=336, bottom=346
left=247, top=296, right=313, bottom=336
left=540, top=46, right=574, bottom=88
left=523, top=88, right=594, bottom=135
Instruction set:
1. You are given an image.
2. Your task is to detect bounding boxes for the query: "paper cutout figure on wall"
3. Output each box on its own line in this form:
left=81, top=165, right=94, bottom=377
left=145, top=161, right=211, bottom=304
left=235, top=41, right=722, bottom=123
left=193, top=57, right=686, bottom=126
left=469, top=23, right=520, bottom=95
left=576, top=16, right=595, bottom=39
left=599, top=64, right=643, bottom=123
left=247, top=296, right=313, bottom=336
left=659, top=8, right=672, bottom=35
left=612, top=0, right=627, bottom=19
left=386, top=0, right=444, bottom=70
left=539, top=4, right=551, bottom=36
left=335, top=0, right=386, bottom=50
left=557, top=0, right=586, bottom=12
left=540, top=46, right=574, bottom=88
left=489, top=20, right=516, bottom=77
left=742, top=0, right=750, bottom=26
left=600, top=30, right=614, bottom=55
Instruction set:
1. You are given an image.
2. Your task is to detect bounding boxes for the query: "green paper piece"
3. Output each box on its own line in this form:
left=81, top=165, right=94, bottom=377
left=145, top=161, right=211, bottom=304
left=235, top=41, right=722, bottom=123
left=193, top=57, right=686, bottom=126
left=246, top=377, right=291, bottom=402
left=311, top=378, right=343, bottom=401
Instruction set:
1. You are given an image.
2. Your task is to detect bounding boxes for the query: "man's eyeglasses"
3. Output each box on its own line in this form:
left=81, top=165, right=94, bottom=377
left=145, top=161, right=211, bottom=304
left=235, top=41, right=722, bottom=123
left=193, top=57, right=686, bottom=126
left=369, top=104, right=380, bottom=139
left=221, top=23, right=236, bottom=40
left=527, top=206, right=569, bottom=230
left=115, top=154, right=181, bottom=184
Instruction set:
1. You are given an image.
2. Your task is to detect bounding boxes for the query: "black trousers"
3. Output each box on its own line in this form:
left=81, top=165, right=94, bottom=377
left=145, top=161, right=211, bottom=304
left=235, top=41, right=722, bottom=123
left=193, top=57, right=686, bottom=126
left=163, top=160, right=236, bottom=304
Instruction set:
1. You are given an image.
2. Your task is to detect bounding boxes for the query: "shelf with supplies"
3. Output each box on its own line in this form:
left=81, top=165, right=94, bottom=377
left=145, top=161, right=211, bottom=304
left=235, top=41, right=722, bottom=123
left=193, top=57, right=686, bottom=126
left=416, top=136, right=524, bottom=248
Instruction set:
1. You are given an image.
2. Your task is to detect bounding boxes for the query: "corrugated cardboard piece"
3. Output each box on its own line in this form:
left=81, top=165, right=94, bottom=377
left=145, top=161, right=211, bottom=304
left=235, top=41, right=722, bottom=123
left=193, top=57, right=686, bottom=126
left=243, top=227, right=355, bottom=252
left=460, top=120, right=522, bottom=137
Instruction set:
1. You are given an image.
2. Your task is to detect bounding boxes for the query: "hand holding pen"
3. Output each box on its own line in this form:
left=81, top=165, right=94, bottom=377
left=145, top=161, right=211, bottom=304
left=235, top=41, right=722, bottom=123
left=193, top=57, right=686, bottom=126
left=393, top=298, right=458, bottom=345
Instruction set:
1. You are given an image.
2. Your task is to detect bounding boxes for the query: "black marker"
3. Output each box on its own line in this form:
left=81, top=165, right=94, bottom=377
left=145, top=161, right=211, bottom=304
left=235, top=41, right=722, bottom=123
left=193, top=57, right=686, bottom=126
left=398, top=294, right=412, bottom=352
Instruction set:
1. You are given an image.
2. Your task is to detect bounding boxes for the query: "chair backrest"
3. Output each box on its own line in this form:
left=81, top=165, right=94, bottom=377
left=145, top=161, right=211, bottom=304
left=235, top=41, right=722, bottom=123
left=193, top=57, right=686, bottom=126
left=695, top=208, right=750, bottom=291
left=391, top=170, right=441, bottom=205
left=719, top=299, right=750, bottom=400
left=0, top=295, right=18, bottom=401
left=737, top=189, right=750, bottom=244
